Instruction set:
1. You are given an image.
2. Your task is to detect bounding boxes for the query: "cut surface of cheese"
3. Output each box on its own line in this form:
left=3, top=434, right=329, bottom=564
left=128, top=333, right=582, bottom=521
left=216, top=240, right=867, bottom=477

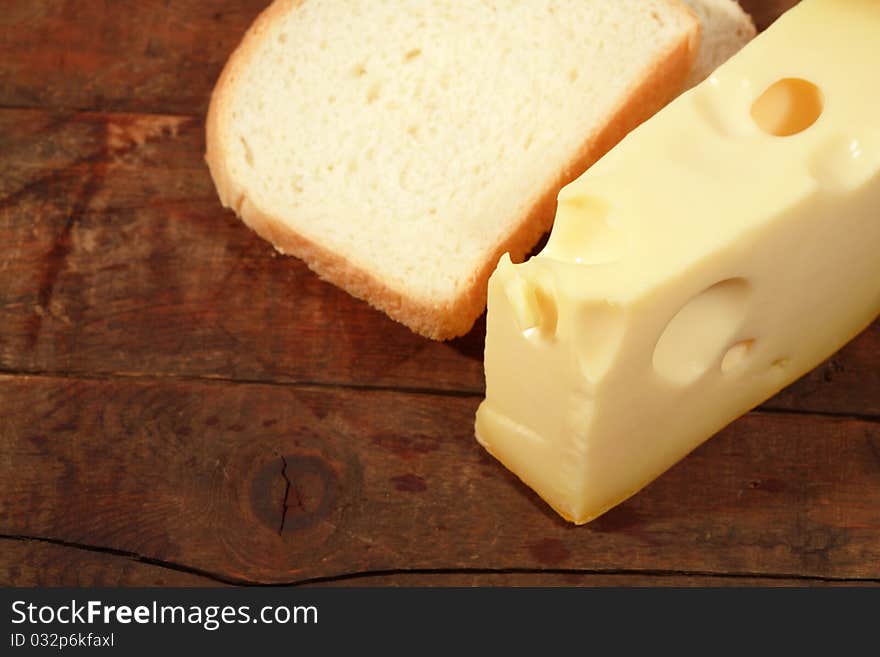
left=475, top=0, right=880, bottom=525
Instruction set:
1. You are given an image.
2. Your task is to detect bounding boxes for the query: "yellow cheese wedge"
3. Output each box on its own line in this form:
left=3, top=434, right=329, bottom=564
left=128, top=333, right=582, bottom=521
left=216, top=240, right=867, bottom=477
left=475, top=0, right=880, bottom=525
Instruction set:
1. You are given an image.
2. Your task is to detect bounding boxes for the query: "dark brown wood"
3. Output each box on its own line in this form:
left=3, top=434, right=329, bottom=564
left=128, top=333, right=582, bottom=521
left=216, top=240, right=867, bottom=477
left=5, top=0, right=877, bottom=588
left=0, top=540, right=220, bottom=587
left=0, top=105, right=876, bottom=414
left=1, top=375, right=878, bottom=585
left=0, top=1, right=268, bottom=115
left=6, top=542, right=877, bottom=587
left=0, top=106, right=487, bottom=397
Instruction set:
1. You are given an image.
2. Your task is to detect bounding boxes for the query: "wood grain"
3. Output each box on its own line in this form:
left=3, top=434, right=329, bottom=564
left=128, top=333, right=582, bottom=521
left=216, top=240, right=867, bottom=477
left=0, top=106, right=876, bottom=415
left=0, top=539, right=221, bottom=587
left=0, top=107, right=488, bottom=396
left=0, top=1, right=267, bottom=115
left=5, top=541, right=877, bottom=587
left=5, top=0, right=876, bottom=589
left=1, top=375, right=878, bottom=585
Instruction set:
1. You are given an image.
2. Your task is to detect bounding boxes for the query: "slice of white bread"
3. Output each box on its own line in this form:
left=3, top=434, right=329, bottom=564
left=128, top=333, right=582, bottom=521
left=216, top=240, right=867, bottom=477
left=683, top=0, right=756, bottom=87
left=206, top=1, right=724, bottom=339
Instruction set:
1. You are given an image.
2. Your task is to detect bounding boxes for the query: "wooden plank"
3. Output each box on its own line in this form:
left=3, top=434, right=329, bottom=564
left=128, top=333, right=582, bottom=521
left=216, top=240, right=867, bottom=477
left=1, top=374, right=878, bottom=585
left=0, top=2, right=797, bottom=115
left=0, top=107, right=486, bottom=395
left=1, top=107, right=877, bottom=416
left=0, top=1, right=267, bottom=115
left=0, top=539, right=220, bottom=587
left=4, top=540, right=876, bottom=587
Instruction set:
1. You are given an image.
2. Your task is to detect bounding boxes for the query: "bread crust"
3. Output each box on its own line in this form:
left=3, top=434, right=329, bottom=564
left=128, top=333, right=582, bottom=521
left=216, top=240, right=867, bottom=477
left=206, top=0, right=700, bottom=340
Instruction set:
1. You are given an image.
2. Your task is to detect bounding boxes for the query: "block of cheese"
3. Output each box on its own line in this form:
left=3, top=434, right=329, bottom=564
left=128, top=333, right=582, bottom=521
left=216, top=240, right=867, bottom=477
left=475, top=0, right=880, bottom=525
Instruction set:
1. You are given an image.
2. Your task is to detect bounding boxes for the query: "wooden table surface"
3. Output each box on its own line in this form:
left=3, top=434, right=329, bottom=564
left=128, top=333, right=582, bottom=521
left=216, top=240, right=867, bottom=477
left=2, top=0, right=878, bottom=587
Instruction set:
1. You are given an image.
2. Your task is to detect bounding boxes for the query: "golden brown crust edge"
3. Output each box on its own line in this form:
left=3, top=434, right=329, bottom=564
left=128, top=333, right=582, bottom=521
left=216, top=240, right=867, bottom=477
left=206, top=1, right=700, bottom=341
left=450, top=5, right=700, bottom=339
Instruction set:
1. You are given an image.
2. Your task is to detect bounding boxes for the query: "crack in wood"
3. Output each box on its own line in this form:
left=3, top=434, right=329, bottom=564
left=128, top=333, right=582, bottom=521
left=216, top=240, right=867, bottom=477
left=2, top=534, right=879, bottom=587
left=279, top=455, right=292, bottom=536
left=0, top=534, right=250, bottom=586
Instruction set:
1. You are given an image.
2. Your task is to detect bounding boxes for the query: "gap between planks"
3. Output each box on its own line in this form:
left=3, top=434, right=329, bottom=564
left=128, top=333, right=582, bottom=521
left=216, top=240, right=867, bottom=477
left=3, top=534, right=879, bottom=588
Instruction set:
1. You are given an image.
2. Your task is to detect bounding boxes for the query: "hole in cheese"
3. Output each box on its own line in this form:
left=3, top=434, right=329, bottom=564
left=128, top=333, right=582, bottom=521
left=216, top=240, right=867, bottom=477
left=751, top=78, right=823, bottom=137
left=721, top=339, right=755, bottom=374
left=543, top=195, right=624, bottom=265
left=503, top=266, right=558, bottom=341
left=653, top=278, right=751, bottom=386
left=809, top=133, right=880, bottom=191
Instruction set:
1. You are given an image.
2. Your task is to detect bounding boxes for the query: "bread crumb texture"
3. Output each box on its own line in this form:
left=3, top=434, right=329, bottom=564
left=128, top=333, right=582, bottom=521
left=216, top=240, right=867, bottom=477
left=207, top=0, right=698, bottom=338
